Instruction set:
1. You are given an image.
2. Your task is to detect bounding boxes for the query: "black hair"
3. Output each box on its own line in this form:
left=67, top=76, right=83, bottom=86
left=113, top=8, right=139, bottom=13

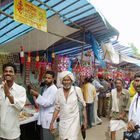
left=115, top=78, right=124, bottom=85
left=45, top=70, right=55, bottom=78
left=3, top=62, right=17, bottom=73
left=134, top=72, right=140, bottom=79
left=84, top=77, right=90, bottom=83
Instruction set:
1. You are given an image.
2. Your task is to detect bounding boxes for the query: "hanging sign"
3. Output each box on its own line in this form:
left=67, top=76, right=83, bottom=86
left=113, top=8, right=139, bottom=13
left=14, top=0, right=47, bottom=32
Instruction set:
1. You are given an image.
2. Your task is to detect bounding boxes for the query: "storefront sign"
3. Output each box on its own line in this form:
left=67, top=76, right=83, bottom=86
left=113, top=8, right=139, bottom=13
left=14, top=0, right=47, bottom=32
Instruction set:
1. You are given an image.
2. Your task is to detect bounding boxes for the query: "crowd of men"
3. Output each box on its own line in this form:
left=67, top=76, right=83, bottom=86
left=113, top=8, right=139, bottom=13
left=0, top=62, right=140, bottom=140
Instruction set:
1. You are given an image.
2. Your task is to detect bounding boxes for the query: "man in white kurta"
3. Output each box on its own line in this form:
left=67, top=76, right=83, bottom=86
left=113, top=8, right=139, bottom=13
left=50, top=71, right=87, bottom=140
left=0, top=63, right=26, bottom=140
left=127, top=72, right=140, bottom=135
left=30, top=70, right=57, bottom=140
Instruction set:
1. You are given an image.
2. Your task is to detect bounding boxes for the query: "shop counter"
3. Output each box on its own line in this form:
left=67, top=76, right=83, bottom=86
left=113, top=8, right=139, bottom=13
left=20, top=112, right=38, bottom=125
left=19, top=107, right=40, bottom=140
left=19, top=106, right=58, bottom=140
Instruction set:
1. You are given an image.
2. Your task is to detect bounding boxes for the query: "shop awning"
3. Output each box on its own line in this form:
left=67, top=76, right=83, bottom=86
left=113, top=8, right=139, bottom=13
left=0, top=15, right=79, bottom=52
left=0, top=0, right=119, bottom=52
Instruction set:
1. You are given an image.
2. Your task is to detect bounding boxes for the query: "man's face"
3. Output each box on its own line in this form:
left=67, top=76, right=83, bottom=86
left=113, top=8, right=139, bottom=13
left=62, top=76, right=72, bottom=90
left=3, top=66, right=15, bottom=82
left=115, top=80, right=123, bottom=90
left=134, top=77, right=140, bottom=93
left=44, top=74, right=54, bottom=86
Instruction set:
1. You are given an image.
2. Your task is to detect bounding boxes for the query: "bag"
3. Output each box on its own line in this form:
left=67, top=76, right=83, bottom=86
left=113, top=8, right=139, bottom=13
left=74, top=86, right=86, bottom=140
left=98, top=92, right=107, bottom=98
left=81, top=124, right=86, bottom=139
left=124, top=126, right=140, bottom=140
left=74, top=86, right=84, bottom=124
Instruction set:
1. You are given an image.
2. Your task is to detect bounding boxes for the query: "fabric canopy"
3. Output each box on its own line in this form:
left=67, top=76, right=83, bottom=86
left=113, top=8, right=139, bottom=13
left=102, top=43, right=140, bottom=65
left=121, top=55, right=140, bottom=65
left=0, top=15, right=79, bottom=53
left=102, top=43, right=120, bottom=64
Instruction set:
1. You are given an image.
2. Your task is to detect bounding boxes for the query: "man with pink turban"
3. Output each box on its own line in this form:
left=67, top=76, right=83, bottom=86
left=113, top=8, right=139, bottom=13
left=50, top=71, right=87, bottom=140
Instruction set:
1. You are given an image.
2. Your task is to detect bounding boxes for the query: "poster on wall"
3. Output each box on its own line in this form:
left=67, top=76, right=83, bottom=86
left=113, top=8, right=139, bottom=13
left=14, top=0, right=47, bottom=32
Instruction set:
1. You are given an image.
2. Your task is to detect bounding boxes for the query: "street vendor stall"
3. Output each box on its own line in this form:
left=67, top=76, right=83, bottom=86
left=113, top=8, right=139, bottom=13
left=19, top=104, right=40, bottom=140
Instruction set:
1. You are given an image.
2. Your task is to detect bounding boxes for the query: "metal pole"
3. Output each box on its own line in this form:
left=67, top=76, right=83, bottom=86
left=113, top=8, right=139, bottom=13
left=0, top=9, right=13, bottom=19
left=35, top=0, right=83, bottom=30
left=48, top=31, right=86, bottom=44
left=0, top=10, right=86, bottom=45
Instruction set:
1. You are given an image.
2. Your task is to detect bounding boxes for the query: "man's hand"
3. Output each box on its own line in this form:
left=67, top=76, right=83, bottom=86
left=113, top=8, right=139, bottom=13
left=83, top=120, right=87, bottom=129
left=2, top=80, right=14, bottom=103
left=2, top=80, right=10, bottom=97
left=49, top=122, right=56, bottom=133
left=30, top=89, right=39, bottom=98
left=106, top=92, right=111, bottom=97
left=127, top=121, right=136, bottom=132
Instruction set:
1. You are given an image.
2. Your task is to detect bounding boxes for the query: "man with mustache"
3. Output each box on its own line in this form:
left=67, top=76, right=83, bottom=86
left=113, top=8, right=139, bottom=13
left=127, top=72, right=140, bottom=139
left=109, top=78, right=130, bottom=140
left=0, top=62, right=26, bottom=140
left=49, top=71, right=87, bottom=140
left=30, top=70, right=57, bottom=140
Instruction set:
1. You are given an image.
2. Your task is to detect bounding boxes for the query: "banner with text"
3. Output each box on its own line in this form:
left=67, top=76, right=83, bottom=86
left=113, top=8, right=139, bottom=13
left=14, top=0, right=47, bottom=32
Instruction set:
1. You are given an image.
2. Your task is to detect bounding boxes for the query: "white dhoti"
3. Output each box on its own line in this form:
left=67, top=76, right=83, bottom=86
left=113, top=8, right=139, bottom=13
left=110, top=120, right=126, bottom=132
left=94, top=94, right=102, bottom=125
left=59, top=115, right=80, bottom=140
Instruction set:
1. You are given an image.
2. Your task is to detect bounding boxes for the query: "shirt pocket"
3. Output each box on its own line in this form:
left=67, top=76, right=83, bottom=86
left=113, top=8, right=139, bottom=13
left=120, top=97, right=127, bottom=110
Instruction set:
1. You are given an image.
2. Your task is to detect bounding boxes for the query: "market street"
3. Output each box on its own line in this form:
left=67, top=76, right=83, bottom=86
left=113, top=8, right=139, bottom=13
left=78, top=118, right=110, bottom=140
left=78, top=118, right=124, bottom=140
left=56, top=118, right=123, bottom=140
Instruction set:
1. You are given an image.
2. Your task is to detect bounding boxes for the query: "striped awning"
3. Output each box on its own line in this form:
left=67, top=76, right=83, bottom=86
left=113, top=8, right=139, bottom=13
left=0, top=0, right=119, bottom=46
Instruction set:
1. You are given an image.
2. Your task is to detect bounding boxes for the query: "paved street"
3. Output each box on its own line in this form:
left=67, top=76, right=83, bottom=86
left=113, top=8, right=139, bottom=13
left=78, top=117, right=110, bottom=140
left=78, top=118, right=124, bottom=140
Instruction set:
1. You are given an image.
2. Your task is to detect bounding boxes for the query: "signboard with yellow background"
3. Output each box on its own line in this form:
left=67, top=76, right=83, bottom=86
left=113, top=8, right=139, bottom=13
left=14, top=0, right=47, bottom=32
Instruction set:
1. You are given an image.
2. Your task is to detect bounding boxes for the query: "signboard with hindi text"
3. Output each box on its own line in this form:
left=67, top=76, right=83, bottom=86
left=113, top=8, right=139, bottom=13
left=14, top=0, right=47, bottom=32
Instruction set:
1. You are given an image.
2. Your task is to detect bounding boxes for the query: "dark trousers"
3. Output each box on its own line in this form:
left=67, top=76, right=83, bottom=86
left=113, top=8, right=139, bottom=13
left=98, top=97, right=107, bottom=117
left=40, top=127, right=55, bottom=140
left=86, top=103, right=94, bottom=127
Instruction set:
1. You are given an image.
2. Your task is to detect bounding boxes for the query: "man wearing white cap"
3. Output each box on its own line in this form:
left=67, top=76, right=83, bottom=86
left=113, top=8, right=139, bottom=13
left=50, top=71, right=87, bottom=140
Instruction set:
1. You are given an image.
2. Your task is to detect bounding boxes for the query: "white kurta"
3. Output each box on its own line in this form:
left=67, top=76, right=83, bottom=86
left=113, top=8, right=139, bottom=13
left=0, top=83, right=26, bottom=139
left=55, top=86, right=86, bottom=140
left=129, top=93, right=140, bottom=126
left=36, top=84, right=57, bottom=129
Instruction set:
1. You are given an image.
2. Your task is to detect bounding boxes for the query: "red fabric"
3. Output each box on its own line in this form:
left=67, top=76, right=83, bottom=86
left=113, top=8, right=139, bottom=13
left=98, top=73, right=103, bottom=78
left=27, top=51, right=31, bottom=66
left=35, top=52, right=40, bottom=69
